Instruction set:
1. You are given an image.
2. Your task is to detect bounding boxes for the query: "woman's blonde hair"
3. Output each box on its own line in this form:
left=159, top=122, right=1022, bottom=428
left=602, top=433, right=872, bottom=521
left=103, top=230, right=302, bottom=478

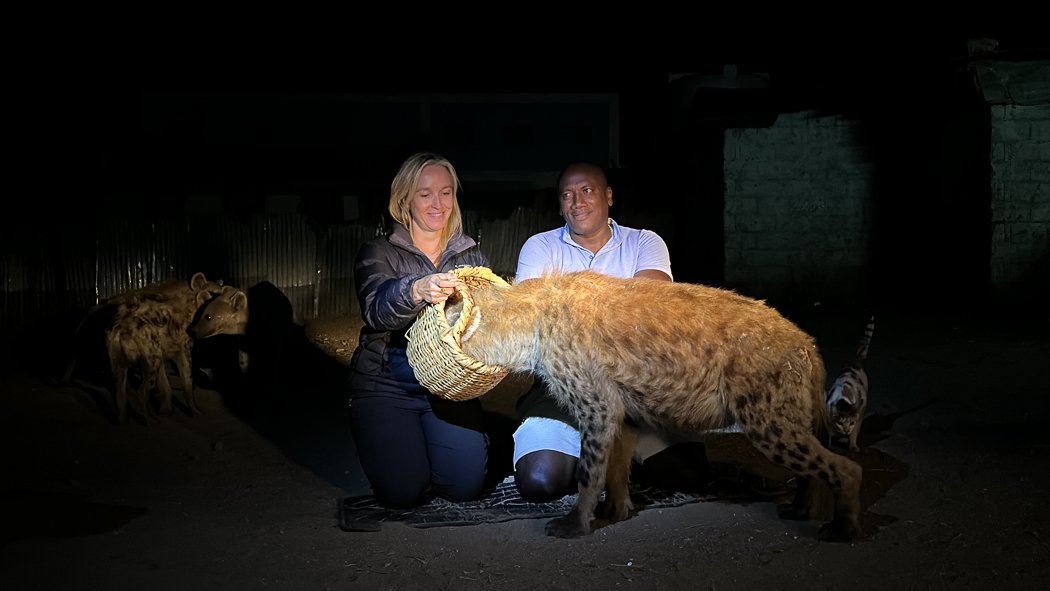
left=388, top=152, right=464, bottom=250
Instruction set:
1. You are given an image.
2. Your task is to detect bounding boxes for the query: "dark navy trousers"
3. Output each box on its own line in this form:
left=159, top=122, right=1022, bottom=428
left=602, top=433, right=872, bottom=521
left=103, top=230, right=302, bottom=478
left=349, top=348, right=488, bottom=508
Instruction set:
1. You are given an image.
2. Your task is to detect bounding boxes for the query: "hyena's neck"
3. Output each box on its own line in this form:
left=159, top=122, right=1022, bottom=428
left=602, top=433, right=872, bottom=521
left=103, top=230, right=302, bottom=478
left=458, top=284, right=544, bottom=373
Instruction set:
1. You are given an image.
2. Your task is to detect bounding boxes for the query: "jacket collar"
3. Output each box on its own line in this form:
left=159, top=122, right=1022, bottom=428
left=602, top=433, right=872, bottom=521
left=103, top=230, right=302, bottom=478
left=390, top=223, right=476, bottom=256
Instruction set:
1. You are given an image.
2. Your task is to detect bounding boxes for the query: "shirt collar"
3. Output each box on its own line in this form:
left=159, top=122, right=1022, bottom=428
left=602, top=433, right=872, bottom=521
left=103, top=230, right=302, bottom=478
left=561, top=218, right=620, bottom=253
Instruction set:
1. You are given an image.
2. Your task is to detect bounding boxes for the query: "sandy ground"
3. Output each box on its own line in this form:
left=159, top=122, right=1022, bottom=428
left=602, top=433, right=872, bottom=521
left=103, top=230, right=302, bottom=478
left=2, top=308, right=1049, bottom=590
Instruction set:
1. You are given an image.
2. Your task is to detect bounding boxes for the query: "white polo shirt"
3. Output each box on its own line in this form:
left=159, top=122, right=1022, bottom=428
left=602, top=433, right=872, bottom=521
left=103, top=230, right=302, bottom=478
left=515, top=218, right=673, bottom=281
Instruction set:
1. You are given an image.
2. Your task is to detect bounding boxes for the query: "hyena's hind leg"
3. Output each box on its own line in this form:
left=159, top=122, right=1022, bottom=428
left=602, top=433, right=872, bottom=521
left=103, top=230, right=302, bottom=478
left=152, top=357, right=174, bottom=416
left=545, top=376, right=626, bottom=538
left=744, top=416, right=863, bottom=542
left=110, top=357, right=131, bottom=424
left=173, top=349, right=200, bottom=415
left=138, top=358, right=164, bottom=424
left=107, top=336, right=136, bottom=424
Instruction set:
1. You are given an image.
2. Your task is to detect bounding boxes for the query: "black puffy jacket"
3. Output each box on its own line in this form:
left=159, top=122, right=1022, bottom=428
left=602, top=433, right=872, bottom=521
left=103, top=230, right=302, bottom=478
left=350, top=223, right=488, bottom=378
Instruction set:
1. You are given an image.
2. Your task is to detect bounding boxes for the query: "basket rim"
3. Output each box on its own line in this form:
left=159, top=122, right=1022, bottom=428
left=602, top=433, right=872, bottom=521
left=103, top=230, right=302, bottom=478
left=406, top=266, right=511, bottom=400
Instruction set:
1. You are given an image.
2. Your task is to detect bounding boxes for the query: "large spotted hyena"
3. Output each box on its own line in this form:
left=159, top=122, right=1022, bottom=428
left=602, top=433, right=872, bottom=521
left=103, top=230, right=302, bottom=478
left=105, top=272, right=223, bottom=423
left=450, top=270, right=863, bottom=542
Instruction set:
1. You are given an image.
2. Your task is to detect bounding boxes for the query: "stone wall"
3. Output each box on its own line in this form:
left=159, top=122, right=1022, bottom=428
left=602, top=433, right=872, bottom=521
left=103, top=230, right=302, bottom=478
left=724, top=111, right=873, bottom=305
left=990, top=103, right=1050, bottom=303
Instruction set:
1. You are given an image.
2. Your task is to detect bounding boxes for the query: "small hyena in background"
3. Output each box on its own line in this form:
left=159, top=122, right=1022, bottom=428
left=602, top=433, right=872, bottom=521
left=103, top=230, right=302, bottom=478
left=190, top=285, right=252, bottom=377
left=61, top=273, right=224, bottom=386
left=104, top=272, right=223, bottom=424
left=189, top=281, right=302, bottom=402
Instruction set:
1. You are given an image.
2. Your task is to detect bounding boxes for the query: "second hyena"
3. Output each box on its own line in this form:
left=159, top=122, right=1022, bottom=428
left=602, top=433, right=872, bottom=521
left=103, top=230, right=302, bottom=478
left=446, top=269, right=863, bottom=542
left=61, top=273, right=224, bottom=386
left=189, top=281, right=298, bottom=400
left=105, top=272, right=223, bottom=424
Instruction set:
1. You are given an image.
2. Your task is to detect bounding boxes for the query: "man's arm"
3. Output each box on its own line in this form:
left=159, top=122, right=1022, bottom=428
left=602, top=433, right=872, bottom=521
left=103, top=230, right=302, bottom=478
left=633, top=229, right=673, bottom=282
left=634, top=269, right=671, bottom=282
left=515, top=234, right=550, bottom=282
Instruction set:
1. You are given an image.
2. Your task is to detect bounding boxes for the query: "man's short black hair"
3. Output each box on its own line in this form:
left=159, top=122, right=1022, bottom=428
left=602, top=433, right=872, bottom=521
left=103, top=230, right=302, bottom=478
left=555, top=161, right=610, bottom=189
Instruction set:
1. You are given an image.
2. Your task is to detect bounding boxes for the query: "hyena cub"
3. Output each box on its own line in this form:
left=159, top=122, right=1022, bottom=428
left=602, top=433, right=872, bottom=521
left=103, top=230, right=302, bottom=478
left=447, top=270, right=864, bottom=542
left=105, top=272, right=223, bottom=424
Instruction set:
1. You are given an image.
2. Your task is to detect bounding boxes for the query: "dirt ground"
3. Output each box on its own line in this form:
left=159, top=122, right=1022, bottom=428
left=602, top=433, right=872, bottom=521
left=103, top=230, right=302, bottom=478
left=1, top=307, right=1049, bottom=590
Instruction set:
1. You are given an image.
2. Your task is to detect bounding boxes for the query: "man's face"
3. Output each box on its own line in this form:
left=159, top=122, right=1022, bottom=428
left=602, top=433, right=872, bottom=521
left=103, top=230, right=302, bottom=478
left=558, top=166, right=612, bottom=237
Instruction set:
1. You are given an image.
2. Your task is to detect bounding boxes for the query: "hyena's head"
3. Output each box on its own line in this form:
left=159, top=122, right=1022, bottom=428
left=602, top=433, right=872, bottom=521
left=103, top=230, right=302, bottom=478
left=190, top=272, right=225, bottom=298
left=190, top=285, right=248, bottom=338
left=442, top=292, right=483, bottom=343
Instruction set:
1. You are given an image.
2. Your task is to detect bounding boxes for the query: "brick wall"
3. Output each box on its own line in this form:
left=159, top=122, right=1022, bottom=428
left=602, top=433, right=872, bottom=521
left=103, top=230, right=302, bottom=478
left=990, top=104, right=1050, bottom=303
left=724, top=111, right=873, bottom=305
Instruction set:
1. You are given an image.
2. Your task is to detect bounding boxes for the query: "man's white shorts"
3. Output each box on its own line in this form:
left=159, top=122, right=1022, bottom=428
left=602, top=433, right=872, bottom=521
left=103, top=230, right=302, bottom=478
left=511, top=417, right=702, bottom=466
left=512, top=417, right=581, bottom=465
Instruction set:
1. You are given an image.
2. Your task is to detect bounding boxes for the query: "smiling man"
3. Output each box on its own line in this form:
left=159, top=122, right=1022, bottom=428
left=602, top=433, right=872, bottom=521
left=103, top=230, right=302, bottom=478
left=510, top=161, right=710, bottom=503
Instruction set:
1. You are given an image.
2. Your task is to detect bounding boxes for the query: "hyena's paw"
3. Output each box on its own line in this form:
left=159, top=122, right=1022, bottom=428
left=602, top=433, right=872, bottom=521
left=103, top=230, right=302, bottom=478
left=545, top=515, right=591, bottom=538
left=818, top=517, right=864, bottom=543
left=597, top=497, right=633, bottom=523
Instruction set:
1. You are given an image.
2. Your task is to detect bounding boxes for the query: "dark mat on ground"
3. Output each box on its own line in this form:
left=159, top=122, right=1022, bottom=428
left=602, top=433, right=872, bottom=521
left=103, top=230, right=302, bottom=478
left=339, top=476, right=714, bottom=532
left=338, top=430, right=910, bottom=532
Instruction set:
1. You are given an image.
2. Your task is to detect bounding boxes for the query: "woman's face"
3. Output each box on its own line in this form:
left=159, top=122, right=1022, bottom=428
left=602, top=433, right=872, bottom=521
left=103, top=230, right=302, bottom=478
left=410, top=164, right=455, bottom=234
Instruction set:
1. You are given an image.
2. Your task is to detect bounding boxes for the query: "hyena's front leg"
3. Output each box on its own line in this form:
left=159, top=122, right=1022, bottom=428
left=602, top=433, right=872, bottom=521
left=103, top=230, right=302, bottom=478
left=546, top=377, right=625, bottom=538
left=599, top=420, right=637, bottom=524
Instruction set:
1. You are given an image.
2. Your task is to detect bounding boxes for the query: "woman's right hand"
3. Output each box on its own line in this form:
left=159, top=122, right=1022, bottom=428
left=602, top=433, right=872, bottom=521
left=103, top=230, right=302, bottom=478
left=412, top=273, right=460, bottom=305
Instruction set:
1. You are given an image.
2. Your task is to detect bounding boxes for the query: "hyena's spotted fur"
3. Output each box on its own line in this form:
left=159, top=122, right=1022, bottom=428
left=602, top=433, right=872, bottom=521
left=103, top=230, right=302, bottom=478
left=107, top=273, right=223, bottom=308
left=105, top=272, right=223, bottom=424
left=61, top=273, right=224, bottom=386
left=453, top=270, right=863, bottom=542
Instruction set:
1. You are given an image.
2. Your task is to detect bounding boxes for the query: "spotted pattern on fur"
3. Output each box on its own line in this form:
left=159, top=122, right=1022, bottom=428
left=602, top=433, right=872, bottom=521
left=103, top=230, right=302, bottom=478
left=105, top=273, right=222, bottom=423
left=455, top=270, right=864, bottom=541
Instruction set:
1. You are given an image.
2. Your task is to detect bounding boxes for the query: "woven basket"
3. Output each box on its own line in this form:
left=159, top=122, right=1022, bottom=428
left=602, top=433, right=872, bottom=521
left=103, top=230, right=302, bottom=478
left=406, top=266, right=511, bottom=401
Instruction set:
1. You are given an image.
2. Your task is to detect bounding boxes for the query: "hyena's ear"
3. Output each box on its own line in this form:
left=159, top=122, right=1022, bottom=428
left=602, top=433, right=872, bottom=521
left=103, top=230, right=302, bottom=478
left=190, top=272, right=208, bottom=291
left=195, top=287, right=212, bottom=308
left=231, top=290, right=248, bottom=312
left=462, top=308, right=482, bottom=342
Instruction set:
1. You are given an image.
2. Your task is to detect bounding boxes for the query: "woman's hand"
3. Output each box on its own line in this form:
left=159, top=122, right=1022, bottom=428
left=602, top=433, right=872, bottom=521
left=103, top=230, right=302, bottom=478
left=412, top=273, right=460, bottom=304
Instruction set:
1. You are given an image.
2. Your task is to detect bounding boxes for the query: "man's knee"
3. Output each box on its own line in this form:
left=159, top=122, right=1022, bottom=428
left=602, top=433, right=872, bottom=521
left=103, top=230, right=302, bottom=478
left=514, top=450, right=578, bottom=502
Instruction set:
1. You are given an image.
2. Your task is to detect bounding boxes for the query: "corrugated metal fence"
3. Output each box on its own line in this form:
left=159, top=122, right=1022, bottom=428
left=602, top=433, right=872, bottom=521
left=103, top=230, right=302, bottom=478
left=0, top=207, right=561, bottom=334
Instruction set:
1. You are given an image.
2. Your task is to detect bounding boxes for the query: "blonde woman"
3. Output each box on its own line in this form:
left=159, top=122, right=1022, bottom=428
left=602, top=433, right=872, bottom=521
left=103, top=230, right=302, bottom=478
left=348, top=152, right=490, bottom=508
